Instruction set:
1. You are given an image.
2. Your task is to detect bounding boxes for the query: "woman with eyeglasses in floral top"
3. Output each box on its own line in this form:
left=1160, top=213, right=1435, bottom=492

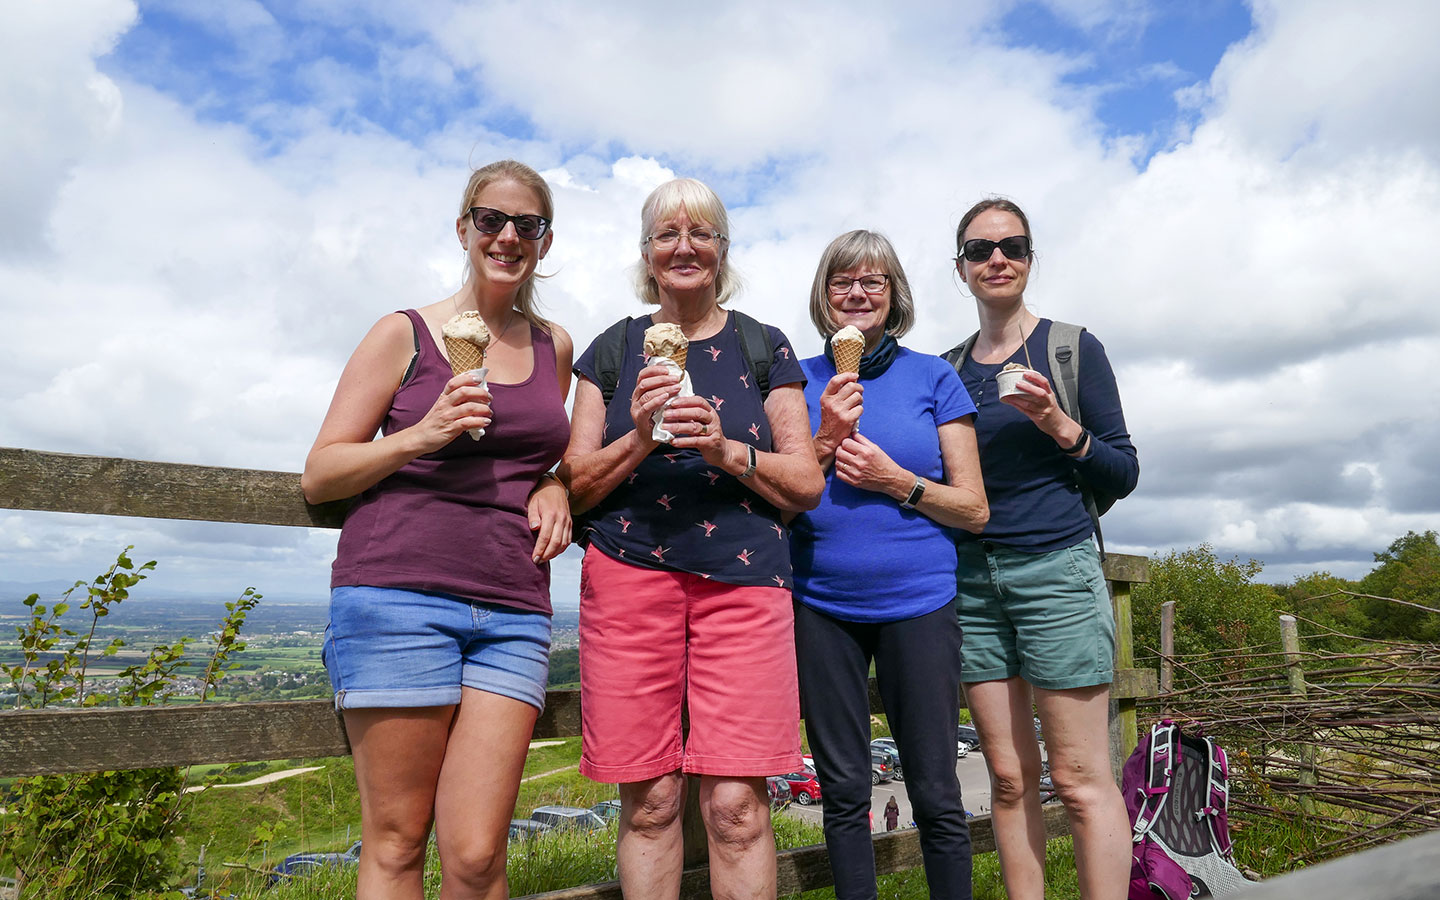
left=303, top=160, right=572, bottom=899
left=558, top=177, right=822, bottom=900
left=948, top=197, right=1138, bottom=900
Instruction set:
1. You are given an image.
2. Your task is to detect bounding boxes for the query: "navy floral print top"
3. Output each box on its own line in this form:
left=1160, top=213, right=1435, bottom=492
left=573, top=311, right=806, bottom=588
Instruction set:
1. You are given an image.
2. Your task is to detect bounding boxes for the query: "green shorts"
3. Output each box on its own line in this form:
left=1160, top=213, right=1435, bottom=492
left=955, top=538, right=1115, bottom=690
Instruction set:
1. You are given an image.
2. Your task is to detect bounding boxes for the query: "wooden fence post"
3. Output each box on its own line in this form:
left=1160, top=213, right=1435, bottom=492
left=1279, top=614, right=1316, bottom=814
left=1160, top=600, right=1175, bottom=717
left=1110, top=574, right=1137, bottom=780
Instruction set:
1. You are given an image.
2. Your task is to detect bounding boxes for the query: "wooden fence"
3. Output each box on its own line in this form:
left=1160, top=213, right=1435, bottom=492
left=0, top=446, right=1156, bottom=898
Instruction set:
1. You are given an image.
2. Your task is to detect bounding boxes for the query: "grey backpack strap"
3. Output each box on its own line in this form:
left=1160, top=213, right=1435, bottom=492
left=1048, top=321, right=1085, bottom=424
left=1048, top=320, right=1105, bottom=558
left=942, top=331, right=980, bottom=371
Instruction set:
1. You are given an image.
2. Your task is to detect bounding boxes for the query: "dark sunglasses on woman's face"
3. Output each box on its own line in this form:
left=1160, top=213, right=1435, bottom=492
left=468, top=206, right=552, bottom=240
left=958, top=235, right=1031, bottom=263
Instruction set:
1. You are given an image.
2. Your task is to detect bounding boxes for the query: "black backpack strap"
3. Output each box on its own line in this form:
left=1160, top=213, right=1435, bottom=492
left=1048, top=320, right=1106, bottom=560
left=592, top=317, right=634, bottom=405
left=733, top=310, right=774, bottom=399
left=942, top=331, right=980, bottom=372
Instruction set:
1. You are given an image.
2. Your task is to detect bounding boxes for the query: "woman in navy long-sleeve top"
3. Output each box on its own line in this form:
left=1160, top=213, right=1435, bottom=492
left=948, top=197, right=1138, bottom=900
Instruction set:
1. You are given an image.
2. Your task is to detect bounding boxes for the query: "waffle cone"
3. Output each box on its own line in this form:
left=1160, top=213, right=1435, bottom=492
left=833, top=338, right=864, bottom=375
left=669, top=345, right=688, bottom=371
left=444, top=336, right=486, bottom=374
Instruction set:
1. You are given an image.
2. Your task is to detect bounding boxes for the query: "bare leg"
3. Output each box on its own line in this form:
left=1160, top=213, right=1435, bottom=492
left=346, top=706, right=455, bottom=900
left=617, top=771, right=687, bottom=900
left=700, top=776, right=775, bottom=900
left=432, top=686, right=540, bottom=900
left=1035, top=685, right=1130, bottom=900
left=964, top=678, right=1046, bottom=900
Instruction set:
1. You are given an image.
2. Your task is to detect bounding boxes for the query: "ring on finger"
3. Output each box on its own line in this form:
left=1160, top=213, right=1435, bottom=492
left=699, top=423, right=709, bottom=436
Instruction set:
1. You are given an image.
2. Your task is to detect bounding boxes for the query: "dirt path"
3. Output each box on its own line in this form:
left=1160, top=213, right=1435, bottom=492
left=184, top=766, right=324, bottom=794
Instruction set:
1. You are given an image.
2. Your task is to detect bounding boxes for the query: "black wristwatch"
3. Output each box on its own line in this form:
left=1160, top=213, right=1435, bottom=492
left=1058, top=428, right=1090, bottom=455
left=737, top=443, right=757, bottom=479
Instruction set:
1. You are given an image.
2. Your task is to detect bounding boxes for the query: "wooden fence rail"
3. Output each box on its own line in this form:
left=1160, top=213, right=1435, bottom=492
left=0, top=446, right=1156, bottom=899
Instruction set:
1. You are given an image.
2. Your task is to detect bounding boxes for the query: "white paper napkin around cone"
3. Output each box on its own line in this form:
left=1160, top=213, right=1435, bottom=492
left=648, top=356, right=695, bottom=443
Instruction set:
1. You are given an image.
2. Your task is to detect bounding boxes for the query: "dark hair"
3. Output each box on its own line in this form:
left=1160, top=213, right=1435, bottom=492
left=955, top=197, right=1034, bottom=258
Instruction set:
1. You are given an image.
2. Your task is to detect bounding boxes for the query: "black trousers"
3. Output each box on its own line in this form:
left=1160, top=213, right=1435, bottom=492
left=794, top=600, right=973, bottom=900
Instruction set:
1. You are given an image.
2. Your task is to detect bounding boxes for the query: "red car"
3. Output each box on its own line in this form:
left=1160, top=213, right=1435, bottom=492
left=781, top=770, right=822, bottom=805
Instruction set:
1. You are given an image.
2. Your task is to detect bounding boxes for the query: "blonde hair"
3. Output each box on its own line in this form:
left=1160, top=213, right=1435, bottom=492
left=460, top=160, right=554, bottom=327
left=807, top=230, right=915, bottom=339
left=632, top=178, right=743, bottom=305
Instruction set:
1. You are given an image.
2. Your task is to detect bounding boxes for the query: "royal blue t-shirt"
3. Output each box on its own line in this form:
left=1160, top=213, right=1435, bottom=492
left=573, top=311, right=806, bottom=588
left=957, top=318, right=1138, bottom=553
left=790, top=347, right=976, bottom=622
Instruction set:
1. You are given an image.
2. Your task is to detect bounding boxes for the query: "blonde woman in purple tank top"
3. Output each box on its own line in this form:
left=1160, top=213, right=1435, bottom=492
left=302, top=160, right=573, bottom=899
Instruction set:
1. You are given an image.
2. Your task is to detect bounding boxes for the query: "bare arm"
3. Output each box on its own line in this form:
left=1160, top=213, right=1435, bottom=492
left=525, top=322, right=576, bottom=562
left=833, top=418, right=989, bottom=532
left=556, top=375, right=667, bottom=515
left=301, top=313, right=494, bottom=504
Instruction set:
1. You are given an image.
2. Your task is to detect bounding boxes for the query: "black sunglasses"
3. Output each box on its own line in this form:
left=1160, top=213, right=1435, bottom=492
left=958, top=235, right=1031, bottom=263
left=468, top=206, right=552, bottom=241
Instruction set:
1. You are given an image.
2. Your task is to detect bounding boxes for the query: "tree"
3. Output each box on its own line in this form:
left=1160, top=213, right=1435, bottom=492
left=1358, top=530, right=1440, bottom=642
left=1132, top=545, right=1282, bottom=670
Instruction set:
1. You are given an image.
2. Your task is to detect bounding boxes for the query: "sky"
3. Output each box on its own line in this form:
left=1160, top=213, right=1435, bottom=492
left=2, top=0, right=1438, bottom=608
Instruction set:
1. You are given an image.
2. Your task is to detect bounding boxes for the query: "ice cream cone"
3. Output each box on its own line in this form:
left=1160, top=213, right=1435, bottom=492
left=831, top=325, right=866, bottom=375
left=643, top=322, right=689, bottom=370
left=669, top=344, right=688, bottom=371
left=444, top=336, right=486, bottom=374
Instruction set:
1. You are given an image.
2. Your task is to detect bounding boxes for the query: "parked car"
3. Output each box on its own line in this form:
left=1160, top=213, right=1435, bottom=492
left=268, top=840, right=361, bottom=886
left=590, top=799, right=621, bottom=824
left=766, top=775, right=793, bottom=808
left=530, top=805, right=607, bottom=832
left=870, top=748, right=895, bottom=785
left=870, top=739, right=903, bottom=779
left=509, top=818, right=552, bottom=842
left=957, top=725, right=981, bottom=754
left=781, top=770, right=822, bottom=805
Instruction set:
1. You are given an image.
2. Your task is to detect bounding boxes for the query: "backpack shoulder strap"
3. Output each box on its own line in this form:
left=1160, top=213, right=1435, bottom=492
left=1049, top=320, right=1106, bottom=558
left=942, top=331, right=981, bottom=372
left=733, top=310, right=774, bottom=399
left=593, top=317, right=634, bottom=405
left=1047, top=320, right=1086, bottom=424
left=1201, top=736, right=1237, bottom=857
left=1133, top=721, right=1178, bottom=840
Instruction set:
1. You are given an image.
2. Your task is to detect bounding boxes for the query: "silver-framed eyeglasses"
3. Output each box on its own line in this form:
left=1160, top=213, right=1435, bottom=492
left=644, top=228, right=727, bottom=250
left=827, top=273, right=890, bottom=294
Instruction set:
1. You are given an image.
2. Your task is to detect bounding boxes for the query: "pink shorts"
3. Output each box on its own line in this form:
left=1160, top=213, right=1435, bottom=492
left=578, top=546, right=802, bottom=782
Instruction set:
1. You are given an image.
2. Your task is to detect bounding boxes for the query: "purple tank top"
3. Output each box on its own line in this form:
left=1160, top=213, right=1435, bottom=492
left=331, top=309, right=571, bottom=614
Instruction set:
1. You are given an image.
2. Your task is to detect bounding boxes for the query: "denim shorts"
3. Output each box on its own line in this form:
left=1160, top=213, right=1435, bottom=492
left=955, top=538, right=1115, bottom=690
left=322, top=585, right=551, bottom=711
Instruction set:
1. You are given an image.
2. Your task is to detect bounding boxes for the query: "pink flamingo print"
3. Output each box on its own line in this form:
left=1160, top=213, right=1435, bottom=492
left=656, top=494, right=674, bottom=510
left=772, top=575, right=786, bottom=587
left=739, top=498, right=753, bottom=514
left=627, top=472, right=640, bottom=484
left=704, top=471, right=722, bottom=485
left=664, top=453, right=682, bottom=464
left=651, top=546, right=670, bottom=562
left=709, top=395, right=725, bottom=410
left=778, top=347, right=790, bottom=359
left=696, top=521, right=717, bottom=537
left=618, top=516, right=632, bottom=534
left=705, top=346, right=722, bottom=361
left=747, top=423, right=761, bottom=440
left=736, top=549, right=753, bottom=566
left=770, top=523, right=785, bottom=540
left=738, top=372, right=750, bottom=388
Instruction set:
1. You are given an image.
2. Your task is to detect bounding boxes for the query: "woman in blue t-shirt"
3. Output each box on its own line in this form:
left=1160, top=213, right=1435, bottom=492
left=790, top=229, right=989, bottom=900
left=949, top=198, right=1138, bottom=900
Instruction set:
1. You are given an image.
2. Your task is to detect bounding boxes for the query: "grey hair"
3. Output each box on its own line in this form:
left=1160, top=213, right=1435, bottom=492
left=632, top=178, right=743, bottom=305
left=807, top=229, right=915, bottom=339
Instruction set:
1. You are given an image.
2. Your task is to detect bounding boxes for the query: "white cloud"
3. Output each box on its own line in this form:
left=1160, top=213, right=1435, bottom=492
left=2, top=0, right=1438, bottom=599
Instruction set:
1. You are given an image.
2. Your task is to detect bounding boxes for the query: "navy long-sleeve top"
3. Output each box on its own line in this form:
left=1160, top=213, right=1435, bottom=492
left=956, top=318, right=1138, bottom=553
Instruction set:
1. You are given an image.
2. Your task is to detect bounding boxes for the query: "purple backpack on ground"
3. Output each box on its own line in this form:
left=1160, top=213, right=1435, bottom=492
left=1123, top=720, right=1252, bottom=898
